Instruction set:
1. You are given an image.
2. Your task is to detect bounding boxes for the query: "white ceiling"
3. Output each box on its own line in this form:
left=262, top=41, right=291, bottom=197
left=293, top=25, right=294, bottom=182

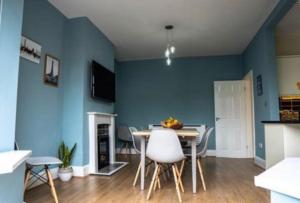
left=276, top=1, right=300, bottom=55
left=48, top=0, right=279, bottom=61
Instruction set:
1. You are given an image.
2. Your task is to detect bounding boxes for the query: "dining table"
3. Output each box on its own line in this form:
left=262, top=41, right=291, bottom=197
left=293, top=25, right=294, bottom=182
left=132, top=128, right=200, bottom=193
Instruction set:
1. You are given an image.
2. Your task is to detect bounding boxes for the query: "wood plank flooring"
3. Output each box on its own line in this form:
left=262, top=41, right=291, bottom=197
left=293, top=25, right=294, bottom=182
left=25, top=155, right=269, bottom=203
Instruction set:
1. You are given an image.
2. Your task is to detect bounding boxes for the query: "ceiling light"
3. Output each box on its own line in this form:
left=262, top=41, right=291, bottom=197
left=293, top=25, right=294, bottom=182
left=166, top=57, right=171, bottom=66
left=164, top=25, right=175, bottom=66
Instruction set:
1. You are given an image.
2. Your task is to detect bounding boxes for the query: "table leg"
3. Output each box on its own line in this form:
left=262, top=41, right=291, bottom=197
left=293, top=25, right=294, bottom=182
left=140, top=137, right=146, bottom=190
left=191, top=139, right=197, bottom=193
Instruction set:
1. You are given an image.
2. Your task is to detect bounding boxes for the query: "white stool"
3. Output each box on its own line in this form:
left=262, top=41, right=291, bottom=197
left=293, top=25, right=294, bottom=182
left=24, top=157, right=62, bottom=203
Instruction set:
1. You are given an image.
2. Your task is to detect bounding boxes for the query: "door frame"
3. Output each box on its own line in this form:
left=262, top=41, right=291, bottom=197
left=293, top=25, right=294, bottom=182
left=243, top=70, right=256, bottom=158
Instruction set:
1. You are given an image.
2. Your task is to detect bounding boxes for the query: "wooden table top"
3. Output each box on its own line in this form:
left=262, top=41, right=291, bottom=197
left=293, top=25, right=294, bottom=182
left=132, top=128, right=199, bottom=137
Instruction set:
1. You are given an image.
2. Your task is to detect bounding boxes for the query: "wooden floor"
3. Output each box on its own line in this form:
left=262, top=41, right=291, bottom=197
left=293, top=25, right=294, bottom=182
left=25, top=155, right=269, bottom=203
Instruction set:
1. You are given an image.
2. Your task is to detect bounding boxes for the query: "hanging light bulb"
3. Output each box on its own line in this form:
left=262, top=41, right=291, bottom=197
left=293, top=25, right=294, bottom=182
left=170, top=46, right=175, bottom=54
left=164, top=25, right=175, bottom=66
left=165, top=48, right=170, bottom=58
left=166, top=57, right=171, bottom=66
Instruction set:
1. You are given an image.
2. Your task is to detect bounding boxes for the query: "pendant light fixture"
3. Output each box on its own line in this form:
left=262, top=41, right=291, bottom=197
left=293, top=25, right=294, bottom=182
left=164, top=25, right=175, bottom=66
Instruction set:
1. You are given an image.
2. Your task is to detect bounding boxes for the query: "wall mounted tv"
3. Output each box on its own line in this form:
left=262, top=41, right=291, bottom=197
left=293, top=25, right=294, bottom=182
left=91, top=60, right=115, bottom=102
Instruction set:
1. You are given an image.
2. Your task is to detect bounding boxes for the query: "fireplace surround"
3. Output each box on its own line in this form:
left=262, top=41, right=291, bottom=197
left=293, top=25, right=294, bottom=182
left=88, top=112, right=127, bottom=175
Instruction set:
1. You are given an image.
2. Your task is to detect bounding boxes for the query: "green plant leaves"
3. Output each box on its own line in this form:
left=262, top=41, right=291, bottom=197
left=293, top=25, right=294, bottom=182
left=58, top=142, right=77, bottom=169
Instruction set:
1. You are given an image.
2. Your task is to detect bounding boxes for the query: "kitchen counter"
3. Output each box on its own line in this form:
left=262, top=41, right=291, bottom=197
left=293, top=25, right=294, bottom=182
left=255, top=158, right=300, bottom=202
left=0, top=150, right=31, bottom=174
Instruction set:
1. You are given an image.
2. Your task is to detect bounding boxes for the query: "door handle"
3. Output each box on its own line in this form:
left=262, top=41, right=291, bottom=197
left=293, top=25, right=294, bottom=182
left=216, top=117, right=221, bottom=122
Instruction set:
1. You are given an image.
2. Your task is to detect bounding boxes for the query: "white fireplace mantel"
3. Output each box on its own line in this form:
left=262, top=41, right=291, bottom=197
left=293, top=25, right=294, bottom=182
left=87, top=112, right=127, bottom=175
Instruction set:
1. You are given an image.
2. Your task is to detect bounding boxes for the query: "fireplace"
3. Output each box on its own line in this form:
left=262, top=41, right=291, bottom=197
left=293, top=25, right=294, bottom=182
left=88, top=112, right=128, bottom=176
left=97, top=124, right=110, bottom=170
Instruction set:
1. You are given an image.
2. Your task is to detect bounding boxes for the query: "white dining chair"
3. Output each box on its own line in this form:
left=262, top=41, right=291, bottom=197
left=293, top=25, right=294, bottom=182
left=146, top=129, right=186, bottom=202
left=129, top=127, right=155, bottom=186
left=183, top=127, right=214, bottom=191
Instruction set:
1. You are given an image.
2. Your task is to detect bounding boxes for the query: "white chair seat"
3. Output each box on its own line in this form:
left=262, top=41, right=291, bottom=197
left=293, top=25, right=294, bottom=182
left=26, top=156, right=62, bottom=166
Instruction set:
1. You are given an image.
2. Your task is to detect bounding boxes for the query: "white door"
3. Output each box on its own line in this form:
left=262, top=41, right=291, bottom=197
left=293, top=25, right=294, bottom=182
left=214, top=81, right=249, bottom=158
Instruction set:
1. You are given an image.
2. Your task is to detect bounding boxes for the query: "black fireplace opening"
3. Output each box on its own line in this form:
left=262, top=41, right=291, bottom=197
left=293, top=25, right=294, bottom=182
left=97, top=124, right=110, bottom=170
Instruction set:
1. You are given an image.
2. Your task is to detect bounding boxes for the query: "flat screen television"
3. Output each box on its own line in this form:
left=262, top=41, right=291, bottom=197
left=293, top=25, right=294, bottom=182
left=91, top=60, right=115, bottom=102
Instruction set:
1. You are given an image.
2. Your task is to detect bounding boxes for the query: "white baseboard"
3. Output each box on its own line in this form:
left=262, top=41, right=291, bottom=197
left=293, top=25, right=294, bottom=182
left=27, top=167, right=58, bottom=189
left=72, top=165, right=90, bottom=177
left=254, top=156, right=266, bottom=169
left=206, top=150, right=216, bottom=156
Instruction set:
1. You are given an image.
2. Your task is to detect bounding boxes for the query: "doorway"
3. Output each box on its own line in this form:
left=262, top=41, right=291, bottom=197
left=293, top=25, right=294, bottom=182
left=214, top=79, right=254, bottom=158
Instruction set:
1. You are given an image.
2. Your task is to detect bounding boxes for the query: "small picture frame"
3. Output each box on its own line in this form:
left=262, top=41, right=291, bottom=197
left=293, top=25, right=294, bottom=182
left=20, top=36, right=42, bottom=64
left=256, top=75, right=263, bottom=96
left=44, top=54, right=60, bottom=87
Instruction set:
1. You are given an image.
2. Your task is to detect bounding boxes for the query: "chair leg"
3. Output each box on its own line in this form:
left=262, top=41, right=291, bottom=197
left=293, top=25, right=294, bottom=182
left=197, top=158, right=206, bottom=191
left=147, top=165, right=159, bottom=200
left=133, top=161, right=141, bottom=186
left=172, top=165, right=182, bottom=203
left=175, top=164, right=184, bottom=193
left=24, top=166, right=31, bottom=193
left=45, top=166, right=59, bottom=203
left=154, top=165, right=161, bottom=191
left=145, top=164, right=151, bottom=177
left=179, top=159, right=185, bottom=177
left=125, top=142, right=128, bottom=156
left=119, top=143, right=125, bottom=154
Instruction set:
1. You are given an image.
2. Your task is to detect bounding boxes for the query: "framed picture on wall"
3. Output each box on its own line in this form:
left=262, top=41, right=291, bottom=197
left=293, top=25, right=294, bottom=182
left=44, top=54, right=60, bottom=87
left=256, top=74, right=263, bottom=96
left=20, top=36, right=42, bottom=64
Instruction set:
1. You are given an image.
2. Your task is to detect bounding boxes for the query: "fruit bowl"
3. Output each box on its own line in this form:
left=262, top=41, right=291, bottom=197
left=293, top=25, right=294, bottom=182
left=161, top=117, right=183, bottom=130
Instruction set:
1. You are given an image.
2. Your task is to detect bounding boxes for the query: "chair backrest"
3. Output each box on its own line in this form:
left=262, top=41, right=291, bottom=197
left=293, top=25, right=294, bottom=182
left=146, top=129, right=185, bottom=163
left=117, top=126, right=132, bottom=142
left=129, top=127, right=141, bottom=154
left=197, top=127, right=214, bottom=156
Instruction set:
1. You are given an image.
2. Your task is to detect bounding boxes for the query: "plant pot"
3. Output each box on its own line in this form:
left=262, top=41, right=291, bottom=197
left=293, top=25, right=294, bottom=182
left=58, top=167, right=73, bottom=182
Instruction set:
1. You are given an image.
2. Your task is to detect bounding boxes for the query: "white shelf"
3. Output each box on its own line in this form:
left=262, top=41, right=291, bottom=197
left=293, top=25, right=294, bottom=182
left=255, top=158, right=300, bottom=199
left=0, top=150, right=32, bottom=174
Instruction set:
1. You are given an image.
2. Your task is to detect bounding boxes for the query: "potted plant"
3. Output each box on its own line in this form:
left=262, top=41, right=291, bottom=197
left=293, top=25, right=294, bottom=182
left=58, top=142, right=77, bottom=182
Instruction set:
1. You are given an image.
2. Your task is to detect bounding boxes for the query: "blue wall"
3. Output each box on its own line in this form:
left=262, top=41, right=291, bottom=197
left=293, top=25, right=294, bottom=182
left=0, top=0, right=24, bottom=152
left=116, top=56, right=243, bottom=149
left=242, top=0, right=296, bottom=159
left=62, top=17, right=115, bottom=166
left=0, top=0, right=26, bottom=202
left=16, top=1, right=115, bottom=166
left=16, top=0, right=66, bottom=157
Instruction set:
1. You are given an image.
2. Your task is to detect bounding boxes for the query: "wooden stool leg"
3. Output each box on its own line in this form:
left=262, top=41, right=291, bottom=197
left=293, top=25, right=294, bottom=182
left=24, top=166, right=31, bottom=193
left=197, top=158, right=206, bottom=191
left=147, top=165, right=159, bottom=200
left=133, top=162, right=141, bottom=186
left=45, top=166, right=59, bottom=203
left=175, top=164, right=184, bottom=193
left=172, top=165, right=182, bottom=203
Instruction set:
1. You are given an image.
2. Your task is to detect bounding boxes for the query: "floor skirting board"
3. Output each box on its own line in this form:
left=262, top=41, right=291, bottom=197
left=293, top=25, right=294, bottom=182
left=72, top=165, right=90, bottom=177
left=254, top=156, right=266, bottom=169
